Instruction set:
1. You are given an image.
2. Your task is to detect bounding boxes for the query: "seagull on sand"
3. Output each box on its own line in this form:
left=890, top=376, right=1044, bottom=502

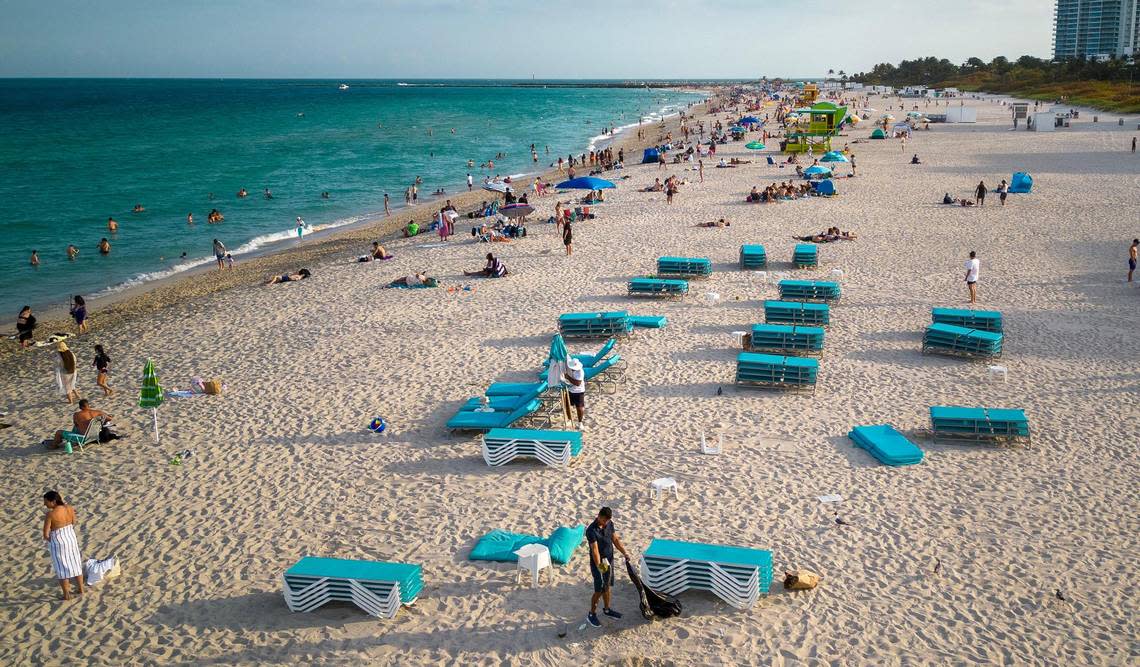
left=834, top=512, right=850, bottom=526
left=934, top=558, right=942, bottom=575
left=1054, top=589, right=1067, bottom=603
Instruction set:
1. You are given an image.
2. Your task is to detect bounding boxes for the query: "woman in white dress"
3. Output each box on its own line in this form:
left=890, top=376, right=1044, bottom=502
left=42, top=491, right=85, bottom=600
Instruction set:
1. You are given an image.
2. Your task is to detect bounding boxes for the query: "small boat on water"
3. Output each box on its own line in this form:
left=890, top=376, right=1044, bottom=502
left=338, top=83, right=349, bottom=90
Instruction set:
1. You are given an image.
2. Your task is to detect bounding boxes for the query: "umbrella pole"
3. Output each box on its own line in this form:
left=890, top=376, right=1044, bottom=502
left=153, top=408, right=159, bottom=444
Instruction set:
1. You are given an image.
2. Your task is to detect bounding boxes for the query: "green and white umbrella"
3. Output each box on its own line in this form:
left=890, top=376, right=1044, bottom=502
left=139, top=358, right=164, bottom=443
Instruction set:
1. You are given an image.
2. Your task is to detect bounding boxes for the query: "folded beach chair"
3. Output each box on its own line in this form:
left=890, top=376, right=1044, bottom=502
left=792, top=244, right=818, bottom=268
left=59, top=416, right=104, bottom=453
left=459, top=389, right=545, bottom=413
left=766, top=156, right=776, bottom=165
left=931, top=307, right=1003, bottom=333
left=484, top=380, right=548, bottom=397
left=480, top=428, right=584, bottom=467
left=746, top=323, right=825, bottom=356
left=656, top=256, right=712, bottom=278
left=929, top=406, right=1030, bottom=445
left=778, top=279, right=841, bottom=302
left=582, top=354, right=624, bottom=393
left=640, top=539, right=772, bottom=610
left=446, top=399, right=544, bottom=433
left=542, top=339, right=616, bottom=370
left=629, top=315, right=667, bottom=329
left=848, top=424, right=924, bottom=466
left=921, top=323, right=1003, bottom=360
left=764, top=300, right=830, bottom=326
left=627, top=277, right=689, bottom=299
left=282, top=556, right=423, bottom=619
left=558, top=311, right=633, bottom=339
left=735, top=352, right=818, bottom=393
left=740, top=244, right=768, bottom=270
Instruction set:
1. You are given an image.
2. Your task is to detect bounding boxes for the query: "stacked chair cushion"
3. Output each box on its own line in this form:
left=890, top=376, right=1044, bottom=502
left=640, top=539, right=772, bottom=609
left=735, top=352, right=818, bottom=392
left=740, top=244, right=768, bottom=269
left=559, top=311, right=633, bottom=339
left=922, top=323, right=1003, bottom=359
left=283, top=557, right=423, bottom=619
left=764, top=300, right=830, bottom=326
left=931, top=308, right=1003, bottom=333
left=628, top=277, right=689, bottom=298
left=484, top=380, right=547, bottom=397
left=446, top=399, right=542, bottom=432
left=778, top=280, right=841, bottom=302
left=481, top=427, right=583, bottom=467
left=630, top=315, right=667, bottom=329
left=848, top=424, right=924, bottom=466
left=748, top=323, right=825, bottom=356
left=656, top=256, right=712, bottom=278
left=929, top=406, right=1031, bottom=444
left=792, top=244, right=818, bottom=268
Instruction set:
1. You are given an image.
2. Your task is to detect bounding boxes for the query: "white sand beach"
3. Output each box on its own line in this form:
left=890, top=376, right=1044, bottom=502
left=1, top=95, right=1138, bottom=666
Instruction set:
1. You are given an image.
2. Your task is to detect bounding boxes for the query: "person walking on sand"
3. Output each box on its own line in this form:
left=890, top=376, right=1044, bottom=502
left=698, top=159, right=704, bottom=183
left=42, top=491, right=85, bottom=601
left=1132, top=137, right=1136, bottom=153
left=212, top=239, right=227, bottom=270
left=467, top=173, right=473, bottom=191
left=975, top=181, right=987, bottom=206
left=562, top=217, right=573, bottom=256
left=997, top=179, right=1008, bottom=206
left=383, top=193, right=390, bottom=216
left=563, top=358, right=586, bottom=428
left=585, top=506, right=630, bottom=628
left=56, top=342, right=80, bottom=404
left=964, top=251, right=980, bottom=304
left=1128, top=239, right=1138, bottom=282
left=69, top=296, right=88, bottom=334
left=92, top=344, right=113, bottom=396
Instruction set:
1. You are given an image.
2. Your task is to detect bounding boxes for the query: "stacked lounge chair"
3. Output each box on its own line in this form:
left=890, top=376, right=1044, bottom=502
left=848, top=424, right=924, bottom=466
left=628, top=277, right=688, bottom=299
left=448, top=380, right=550, bottom=432
left=559, top=312, right=633, bottom=339
left=480, top=427, right=583, bottom=467
left=778, top=279, right=841, bottom=302
left=922, top=323, right=1003, bottom=360
left=283, top=556, right=423, bottom=619
left=931, top=308, right=1003, bottom=333
left=735, top=352, right=818, bottom=393
left=764, top=300, right=830, bottom=326
left=656, top=256, right=712, bottom=278
left=446, top=397, right=545, bottom=432
left=640, top=539, right=772, bottom=609
left=746, top=323, right=825, bottom=356
left=929, top=406, right=1031, bottom=445
left=792, top=244, right=818, bottom=268
left=739, top=244, right=768, bottom=269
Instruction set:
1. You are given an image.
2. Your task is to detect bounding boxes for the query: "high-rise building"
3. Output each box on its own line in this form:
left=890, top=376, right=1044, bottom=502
left=1053, top=0, right=1139, bottom=60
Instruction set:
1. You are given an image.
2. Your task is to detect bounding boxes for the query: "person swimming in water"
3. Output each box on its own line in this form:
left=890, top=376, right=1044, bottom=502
left=107, top=217, right=118, bottom=232
left=264, top=188, right=273, bottom=199
left=132, top=204, right=145, bottom=213
left=67, top=245, right=79, bottom=260
left=97, top=238, right=111, bottom=255
left=30, top=250, right=40, bottom=267
left=237, top=188, right=248, bottom=198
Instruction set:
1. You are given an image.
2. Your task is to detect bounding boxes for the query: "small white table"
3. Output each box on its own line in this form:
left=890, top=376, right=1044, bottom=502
left=514, top=544, right=553, bottom=587
left=731, top=331, right=748, bottom=348
left=650, top=477, right=680, bottom=500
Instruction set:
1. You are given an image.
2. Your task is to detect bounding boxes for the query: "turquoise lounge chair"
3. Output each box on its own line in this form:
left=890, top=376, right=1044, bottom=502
left=559, top=311, right=633, bottom=339
left=628, top=277, right=689, bottom=298
left=848, top=424, right=924, bottom=466
left=922, top=323, right=1003, bottom=360
left=764, top=300, right=830, bottom=326
left=481, top=428, right=584, bottom=467
left=931, top=308, right=1003, bottom=333
left=640, top=538, right=772, bottom=609
left=283, top=556, right=423, bottom=619
left=446, top=399, right=543, bottom=432
left=735, top=352, right=818, bottom=393
left=778, top=279, right=841, bottom=302
left=792, top=244, right=818, bottom=268
left=747, top=323, right=825, bottom=356
left=740, top=245, right=768, bottom=269
left=929, top=406, right=1030, bottom=445
left=656, top=256, right=712, bottom=278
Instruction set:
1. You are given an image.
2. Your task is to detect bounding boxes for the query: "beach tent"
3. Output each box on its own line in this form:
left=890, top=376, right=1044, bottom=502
left=1009, top=172, right=1033, bottom=193
left=556, top=176, right=616, bottom=190
left=813, top=179, right=836, bottom=196
left=870, top=128, right=886, bottom=139
left=641, top=148, right=660, bottom=164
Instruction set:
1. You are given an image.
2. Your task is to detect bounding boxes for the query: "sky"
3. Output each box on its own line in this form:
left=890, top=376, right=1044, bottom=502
left=0, top=0, right=1054, bottom=79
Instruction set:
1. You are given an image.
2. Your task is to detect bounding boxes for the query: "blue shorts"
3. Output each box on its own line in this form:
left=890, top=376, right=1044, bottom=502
left=1130, top=258, right=1137, bottom=271
left=590, top=559, right=614, bottom=593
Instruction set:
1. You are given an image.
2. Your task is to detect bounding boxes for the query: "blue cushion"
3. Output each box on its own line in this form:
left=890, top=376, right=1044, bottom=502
left=468, top=530, right=543, bottom=562
left=544, top=524, right=586, bottom=564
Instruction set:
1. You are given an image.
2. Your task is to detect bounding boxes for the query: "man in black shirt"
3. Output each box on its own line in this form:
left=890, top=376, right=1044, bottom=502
left=585, top=506, right=630, bottom=627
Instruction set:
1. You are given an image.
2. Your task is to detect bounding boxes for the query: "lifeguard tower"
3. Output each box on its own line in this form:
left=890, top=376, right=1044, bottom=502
left=783, top=102, right=847, bottom=154
left=802, top=83, right=819, bottom=104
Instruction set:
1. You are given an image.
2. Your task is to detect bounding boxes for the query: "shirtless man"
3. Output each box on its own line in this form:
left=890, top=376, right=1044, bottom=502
left=51, top=399, right=111, bottom=448
left=107, top=216, right=118, bottom=232
left=42, top=491, right=85, bottom=600
left=1128, top=239, right=1138, bottom=283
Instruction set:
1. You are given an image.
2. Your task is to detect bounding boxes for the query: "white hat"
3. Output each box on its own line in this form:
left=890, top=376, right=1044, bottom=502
left=567, top=358, right=583, bottom=371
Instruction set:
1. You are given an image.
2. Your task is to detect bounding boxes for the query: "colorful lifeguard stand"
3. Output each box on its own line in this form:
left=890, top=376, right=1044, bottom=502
left=783, top=102, right=848, bottom=154
left=802, top=83, right=819, bottom=104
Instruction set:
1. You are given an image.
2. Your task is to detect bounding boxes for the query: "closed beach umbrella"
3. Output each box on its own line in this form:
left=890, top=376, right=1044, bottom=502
left=804, top=165, right=832, bottom=177
left=820, top=151, right=848, bottom=163
left=745, top=141, right=766, bottom=150
left=499, top=203, right=534, bottom=219
left=555, top=176, right=616, bottom=190
left=545, top=334, right=572, bottom=423
left=139, top=358, right=164, bottom=443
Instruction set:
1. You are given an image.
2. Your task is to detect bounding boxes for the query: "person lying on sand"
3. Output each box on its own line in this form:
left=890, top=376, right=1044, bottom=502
left=265, top=268, right=311, bottom=284
left=716, top=158, right=736, bottom=168
left=356, top=241, right=392, bottom=262
left=793, top=227, right=856, bottom=243
left=958, top=198, right=976, bottom=207
left=696, top=218, right=730, bottom=228
left=464, top=253, right=508, bottom=278
left=730, top=158, right=752, bottom=165
left=389, top=273, right=438, bottom=287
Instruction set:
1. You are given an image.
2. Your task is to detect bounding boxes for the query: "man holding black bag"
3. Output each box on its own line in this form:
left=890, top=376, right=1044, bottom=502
left=585, top=506, right=629, bottom=628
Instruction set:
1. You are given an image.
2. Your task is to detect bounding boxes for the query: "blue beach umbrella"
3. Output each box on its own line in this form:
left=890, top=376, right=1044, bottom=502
left=556, top=176, right=616, bottom=190
left=804, top=165, right=832, bottom=177
left=820, top=151, right=848, bottom=163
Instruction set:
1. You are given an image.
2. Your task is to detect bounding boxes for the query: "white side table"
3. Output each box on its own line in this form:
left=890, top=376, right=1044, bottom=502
left=514, top=544, right=553, bottom=587
left=650, top=477, right=680, bottom=500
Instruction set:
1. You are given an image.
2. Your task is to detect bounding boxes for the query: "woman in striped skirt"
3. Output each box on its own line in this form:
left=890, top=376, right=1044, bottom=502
left=42, top=491, right=85, bottom=600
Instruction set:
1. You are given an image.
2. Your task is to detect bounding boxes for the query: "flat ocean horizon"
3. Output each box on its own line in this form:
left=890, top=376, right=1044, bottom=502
left=0, top=79, right=704, bottom=315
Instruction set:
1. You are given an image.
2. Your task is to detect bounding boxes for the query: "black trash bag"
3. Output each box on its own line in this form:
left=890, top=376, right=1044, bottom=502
left=624, top=558, right=682, bottom=620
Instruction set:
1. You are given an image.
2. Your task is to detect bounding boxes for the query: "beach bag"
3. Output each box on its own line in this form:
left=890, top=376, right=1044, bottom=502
left=203, top=379, right=223, bottom=395
left=783, top=569, right=821, bottom=591
left=84, top=556, right=121, bottom=586
left=625, top=558, right=682, bottom=620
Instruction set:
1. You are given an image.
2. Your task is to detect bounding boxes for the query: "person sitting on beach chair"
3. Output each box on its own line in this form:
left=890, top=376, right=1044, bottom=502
left=50, top=399, right=121, bottom=449
left=465, top=253, right=508, bottom=278
left=357, top=241, right=392, bottom=262
left=265, top=268, right=311, bottom=284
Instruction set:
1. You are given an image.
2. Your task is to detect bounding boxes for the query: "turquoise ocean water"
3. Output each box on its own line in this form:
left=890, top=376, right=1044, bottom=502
left=0, top=79, right=703, bottom=315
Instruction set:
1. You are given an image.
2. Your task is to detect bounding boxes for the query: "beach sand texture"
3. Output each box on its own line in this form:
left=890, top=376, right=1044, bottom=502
left=1, top=97, right=1137, bottom=666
